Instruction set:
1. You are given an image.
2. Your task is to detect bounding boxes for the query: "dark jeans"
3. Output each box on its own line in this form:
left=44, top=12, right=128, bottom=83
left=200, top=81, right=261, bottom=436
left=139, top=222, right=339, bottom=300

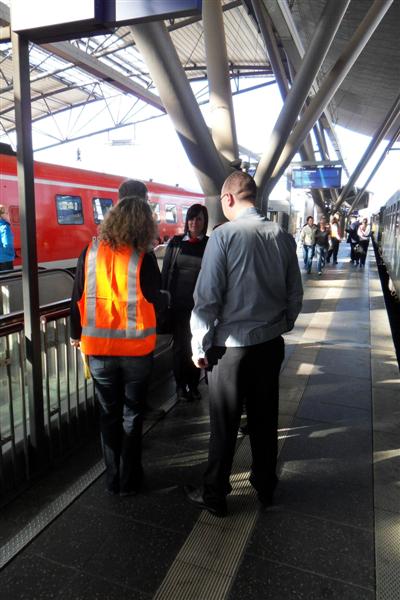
left=358, top=239, right=369, bottom=266
left=203, top=337, right=285, bottom=502
left=89, top=353, right=153, bottom=493
left=302, top=244, right=315, bottom=272
left=327, top=238, right=340, bottom=263
left=171, top=308, right=200, bottom=391
left=350, top=242, right=359, bottom=263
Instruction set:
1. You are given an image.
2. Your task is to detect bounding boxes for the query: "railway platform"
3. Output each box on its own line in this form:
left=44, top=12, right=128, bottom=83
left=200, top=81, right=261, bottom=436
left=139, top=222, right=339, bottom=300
left=1, top=243, right=400, bottom=599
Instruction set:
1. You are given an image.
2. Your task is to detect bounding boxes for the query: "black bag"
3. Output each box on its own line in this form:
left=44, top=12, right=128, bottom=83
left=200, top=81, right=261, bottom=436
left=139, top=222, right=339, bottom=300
left=354, top=243, right=365, bottom=256
left=156, top=242, right=181, bottom=335
left=156, top=305, right=173, bottom=335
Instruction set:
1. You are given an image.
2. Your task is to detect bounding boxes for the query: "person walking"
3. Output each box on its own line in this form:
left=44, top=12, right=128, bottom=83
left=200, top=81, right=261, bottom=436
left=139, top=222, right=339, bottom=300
left=326, top=216, right=341, bottom=264
left=161, top=204, right=209, bottom=401
left=184, top=171, right=303, bottom=517
left=70, top=194, right=167, bottom=496
left=0, top=204, right=15, bottom=271
left=346, top=215, right=360, bottom=265
left=315, top=216, right=331, bottom=276
left=357, top=217, right=371, bottom=268
left=300, top=216, right=317, bottom=273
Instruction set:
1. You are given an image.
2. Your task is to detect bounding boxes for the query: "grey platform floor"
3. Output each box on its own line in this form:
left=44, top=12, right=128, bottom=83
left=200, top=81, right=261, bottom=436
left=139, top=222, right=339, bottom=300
left=1, top=244, right=399, bottom=599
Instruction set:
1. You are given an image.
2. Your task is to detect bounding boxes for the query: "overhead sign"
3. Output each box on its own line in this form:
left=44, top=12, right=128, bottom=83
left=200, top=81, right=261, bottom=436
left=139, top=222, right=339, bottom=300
left=113, top=0, right=202, bottom=26
left=11, top=0, right=202, bottom=42
left=292, top=167, right=342, bottom=189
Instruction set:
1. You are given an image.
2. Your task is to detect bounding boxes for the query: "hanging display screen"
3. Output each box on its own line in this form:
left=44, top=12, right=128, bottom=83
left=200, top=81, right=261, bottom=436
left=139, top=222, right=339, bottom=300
left=292, top=167, right=342, bottom=189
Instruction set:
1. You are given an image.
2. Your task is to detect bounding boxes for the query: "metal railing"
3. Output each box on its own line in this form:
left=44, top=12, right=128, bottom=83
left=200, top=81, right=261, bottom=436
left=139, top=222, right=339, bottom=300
left=0, top=301, right=94, bottom=498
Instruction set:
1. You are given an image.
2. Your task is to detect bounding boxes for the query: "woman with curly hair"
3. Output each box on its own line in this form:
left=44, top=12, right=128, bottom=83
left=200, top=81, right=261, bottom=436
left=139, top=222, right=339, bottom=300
left=70, top=191, right=167, bottom=496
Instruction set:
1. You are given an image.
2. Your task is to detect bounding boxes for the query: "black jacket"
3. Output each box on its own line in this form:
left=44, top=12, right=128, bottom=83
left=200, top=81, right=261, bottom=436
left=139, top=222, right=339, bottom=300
left=161, top=235, right=208, bottom=311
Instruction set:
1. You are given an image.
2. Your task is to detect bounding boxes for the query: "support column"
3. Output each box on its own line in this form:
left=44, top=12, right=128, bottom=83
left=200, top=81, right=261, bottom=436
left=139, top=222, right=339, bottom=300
left=334, top=92, right=400, bottom=211
left=250, top=0, right=335, bottom=214
left=348, top=121, right=400, bottom=214
left=265, top=0, right=394, bottom=196
left=12, top=32, right=46, bottom=462
left=254, top=0, right=349, bottom=191
left=131, top=20, right=229, bottom=228
left=203, top=0, right=238, bottom=163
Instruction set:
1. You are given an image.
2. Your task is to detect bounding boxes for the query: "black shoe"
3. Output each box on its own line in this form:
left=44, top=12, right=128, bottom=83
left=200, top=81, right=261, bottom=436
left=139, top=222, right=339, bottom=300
left=183, top=485, right=227, bottom=517
left=249, top=474, right=278, bottom=507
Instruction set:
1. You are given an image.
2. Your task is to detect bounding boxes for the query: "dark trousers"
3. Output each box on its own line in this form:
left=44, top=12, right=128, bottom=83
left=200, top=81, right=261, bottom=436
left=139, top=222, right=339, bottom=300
left=358, top=239, right=369, bottom=266
left=203, top=337, right=285, bottom=501
left=350, top=242, right=359, bottom=263
left=89, top=353, right=153, bottom=493
left=327, top=238, right=340, bottom=263
left=171, top=308, right=200, bottom=391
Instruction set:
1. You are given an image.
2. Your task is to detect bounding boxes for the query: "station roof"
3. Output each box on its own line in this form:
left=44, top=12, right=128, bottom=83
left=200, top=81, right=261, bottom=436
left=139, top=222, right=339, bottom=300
left=0, top=0, right=399, bottom=152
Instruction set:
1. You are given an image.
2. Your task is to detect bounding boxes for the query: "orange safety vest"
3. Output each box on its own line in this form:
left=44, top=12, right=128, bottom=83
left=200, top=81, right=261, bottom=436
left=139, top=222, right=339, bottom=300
left=78, top=240, right=156, bottom=356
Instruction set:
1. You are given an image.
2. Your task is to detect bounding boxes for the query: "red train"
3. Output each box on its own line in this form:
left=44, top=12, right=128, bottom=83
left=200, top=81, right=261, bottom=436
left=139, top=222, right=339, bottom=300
left=0, top=146, right=204, bottom=269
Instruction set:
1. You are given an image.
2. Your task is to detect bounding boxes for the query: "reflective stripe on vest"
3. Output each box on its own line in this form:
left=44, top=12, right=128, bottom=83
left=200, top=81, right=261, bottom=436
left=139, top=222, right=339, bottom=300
left=79, top=241, right=156, bottom=354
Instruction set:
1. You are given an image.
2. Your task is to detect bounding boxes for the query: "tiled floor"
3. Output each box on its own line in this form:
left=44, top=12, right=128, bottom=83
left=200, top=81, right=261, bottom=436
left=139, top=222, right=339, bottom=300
left=1, top=245, right=400, bottom=599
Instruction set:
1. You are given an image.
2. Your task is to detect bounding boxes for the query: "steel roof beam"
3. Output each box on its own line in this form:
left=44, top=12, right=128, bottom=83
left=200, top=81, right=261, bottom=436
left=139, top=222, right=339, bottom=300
left=203, top=0, right=239, bottom=163
left=264, top=0, right=347, bottom=171
left=333, top=92, right=400, bottom=212
left=348, top=121, right=400, bottom=214
left=254, top=0, right=349, bottom=193
left=265, top=0, right=394, bottom=199
left=41, top=41, right=165, bottom=112
left=131, top=19, right=229, bottom=216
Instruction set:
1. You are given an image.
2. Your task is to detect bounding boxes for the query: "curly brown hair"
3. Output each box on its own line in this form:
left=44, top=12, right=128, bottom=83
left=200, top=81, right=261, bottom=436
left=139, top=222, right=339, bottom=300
left=99, top=196, right=156, bottom=252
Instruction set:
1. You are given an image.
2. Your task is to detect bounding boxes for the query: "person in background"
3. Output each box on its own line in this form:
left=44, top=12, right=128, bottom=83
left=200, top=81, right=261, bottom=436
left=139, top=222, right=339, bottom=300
left=0, top=204, right=15, bottom=271
left=300, top=215, right=317, bottom=274
left=326, top=216, right=341, bottom=264
left=315, top=215, right=331, bottom=276
left=70, top=196, right=167, bottom=496
left=346, top=215, right=361, bottom=265
left=161, top=204, right=209, bottom=402
left=185, top=171, right=303, bottom=517
left=357, top=217, right=371, bottom=268
left=118, top=179, right=149, bottom=202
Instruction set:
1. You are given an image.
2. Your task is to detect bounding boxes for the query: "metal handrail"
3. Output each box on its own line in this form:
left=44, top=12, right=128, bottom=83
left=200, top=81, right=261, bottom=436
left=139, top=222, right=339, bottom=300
left=0, top=296, right=94, bottom=499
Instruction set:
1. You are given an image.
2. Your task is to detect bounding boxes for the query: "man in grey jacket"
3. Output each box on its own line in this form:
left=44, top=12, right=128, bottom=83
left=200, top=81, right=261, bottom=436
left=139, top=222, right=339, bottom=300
left=184, top=171, right=303, bottom=517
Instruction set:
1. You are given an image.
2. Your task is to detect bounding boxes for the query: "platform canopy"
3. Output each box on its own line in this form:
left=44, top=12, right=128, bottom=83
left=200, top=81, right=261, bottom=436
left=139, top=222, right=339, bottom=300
left=0, top=0, right=399, bottom=152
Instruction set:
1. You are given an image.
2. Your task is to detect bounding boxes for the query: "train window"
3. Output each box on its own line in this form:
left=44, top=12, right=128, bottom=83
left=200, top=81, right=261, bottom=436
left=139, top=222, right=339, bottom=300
left=92, top=197, right=113, bottom=224
left=56, top=195, right=83, bottom=225
left=165, top=204, right=177, bottom=224
left=182, top=205, right=190, bottom=224
left=8, top=205, right=19, bottom=224
left=149, top=202, right=160, bottom=223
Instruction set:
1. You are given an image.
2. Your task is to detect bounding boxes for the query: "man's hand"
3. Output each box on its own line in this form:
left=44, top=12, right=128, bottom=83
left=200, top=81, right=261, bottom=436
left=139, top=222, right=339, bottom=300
left=193, top=356, right=209, bottom=369
left=70, top=338, right=81, bottom=349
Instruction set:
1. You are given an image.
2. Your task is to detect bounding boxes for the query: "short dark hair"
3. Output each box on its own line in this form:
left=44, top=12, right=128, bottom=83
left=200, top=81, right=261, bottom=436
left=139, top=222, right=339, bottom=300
left=118, top=179, right=148, bottom=201
left=306, top=215, right=314, bottom=221
left=222, top=171, right=257, bottom=202
left=184, top=204, right=208, bottom=235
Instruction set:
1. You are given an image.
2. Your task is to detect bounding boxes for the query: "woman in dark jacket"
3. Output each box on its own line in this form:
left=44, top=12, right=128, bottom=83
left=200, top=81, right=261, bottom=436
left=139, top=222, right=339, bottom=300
left=315, top=216, right=331, bottom=276
left=161, top=203, right=208, bottom=401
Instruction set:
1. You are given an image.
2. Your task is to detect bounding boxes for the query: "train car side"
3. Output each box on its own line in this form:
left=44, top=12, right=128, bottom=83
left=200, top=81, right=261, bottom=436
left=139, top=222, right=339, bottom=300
left=0, top=152, right=203, bottom=268
left=377, top=190, right=400, bottom=298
